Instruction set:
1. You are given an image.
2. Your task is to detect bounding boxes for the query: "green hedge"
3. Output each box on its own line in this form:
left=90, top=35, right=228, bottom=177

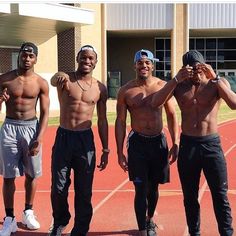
left=225, top=76, right=236, bottom=93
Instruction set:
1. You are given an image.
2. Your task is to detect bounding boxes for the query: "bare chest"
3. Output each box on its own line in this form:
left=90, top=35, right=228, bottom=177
left=61, top=81, right=100, bottom=105
left=6, top=79, right=39, bottom=99
left=175, top=83, right=218, bottom=108
left=125, top=88, right=154, bottom=109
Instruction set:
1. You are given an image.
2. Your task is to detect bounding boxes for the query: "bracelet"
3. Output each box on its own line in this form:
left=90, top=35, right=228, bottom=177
left=102, top=148, right=110, bottom=153
left=211, top=74, right=221, bottom=83
left=174, top=76, right=179, bottom=84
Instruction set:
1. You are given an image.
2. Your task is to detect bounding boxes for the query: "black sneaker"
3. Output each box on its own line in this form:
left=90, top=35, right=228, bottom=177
left=146, top=220, right=157, bottom=236
left=48, top=224, right=66, bottom=236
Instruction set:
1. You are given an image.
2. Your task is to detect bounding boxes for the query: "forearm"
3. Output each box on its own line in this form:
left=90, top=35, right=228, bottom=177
left=167, top=114, right=179, bottom=145
left=98, top=118, right=109, bottom=149
left=37, top=110, right=49, bottom=142
left=216, top=80, right=236, bottom=109
left=115, top=119, right=126, bottom=155
left=151, top=79, right=177, bottom=108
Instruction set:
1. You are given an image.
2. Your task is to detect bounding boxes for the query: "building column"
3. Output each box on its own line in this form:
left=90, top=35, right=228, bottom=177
left=171, top=3, right=189, bottom=77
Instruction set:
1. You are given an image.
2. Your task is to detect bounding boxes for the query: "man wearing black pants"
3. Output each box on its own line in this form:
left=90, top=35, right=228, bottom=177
left=151, top=50, right=234, bottom=236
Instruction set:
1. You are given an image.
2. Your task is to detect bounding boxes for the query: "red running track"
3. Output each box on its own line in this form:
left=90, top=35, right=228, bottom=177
left=0, top=120, right=235, bottom=235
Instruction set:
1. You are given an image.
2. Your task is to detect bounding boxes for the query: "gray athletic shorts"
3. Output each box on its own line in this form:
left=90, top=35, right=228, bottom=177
left=0, top=118, right=42, bottom=178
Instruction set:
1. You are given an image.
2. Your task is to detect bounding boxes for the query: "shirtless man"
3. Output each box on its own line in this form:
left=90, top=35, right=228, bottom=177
left=49, top=45, right=109, bottom=236
left=115, top=49, right=179, bottom=236
left=151, top=50, right=235, bottom=236
left=0, top=42, right=49, bottom=236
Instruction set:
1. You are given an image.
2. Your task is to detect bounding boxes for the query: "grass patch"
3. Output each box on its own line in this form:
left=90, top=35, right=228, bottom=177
left=1, top=101, right=235, bottom=127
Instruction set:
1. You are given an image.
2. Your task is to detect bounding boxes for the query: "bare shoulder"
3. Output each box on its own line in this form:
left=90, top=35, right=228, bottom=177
left=120, top=79, right=136, bottom=92
left=34, top=73, right=49, bottom=89
left=154, top=76, right=167, bottom=86
left=0, top=70, right=16, bottom=83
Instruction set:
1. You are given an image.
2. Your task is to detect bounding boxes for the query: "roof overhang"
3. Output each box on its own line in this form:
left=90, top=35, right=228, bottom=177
left=0, top=3, right=94, bottom=47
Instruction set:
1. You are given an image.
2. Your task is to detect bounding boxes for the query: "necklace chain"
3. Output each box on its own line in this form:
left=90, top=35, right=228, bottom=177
left=74, top=72, right=92, bottom=91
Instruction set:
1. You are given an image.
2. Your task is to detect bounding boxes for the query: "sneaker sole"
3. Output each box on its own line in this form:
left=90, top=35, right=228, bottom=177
left=22, top=219, right=40, bottom=230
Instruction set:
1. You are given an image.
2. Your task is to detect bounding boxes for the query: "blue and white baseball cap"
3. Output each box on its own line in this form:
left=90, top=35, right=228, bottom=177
left=134, top=49, right=159, bottom=63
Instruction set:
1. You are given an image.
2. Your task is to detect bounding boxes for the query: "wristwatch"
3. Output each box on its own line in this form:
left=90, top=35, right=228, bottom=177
left=102, top=148, right=110, bottom=153
left=211, top=74, right=221, bottom=83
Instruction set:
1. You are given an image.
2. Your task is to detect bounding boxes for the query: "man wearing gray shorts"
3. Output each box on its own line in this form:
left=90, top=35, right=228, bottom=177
left=0, top=42, right=49, bottom=236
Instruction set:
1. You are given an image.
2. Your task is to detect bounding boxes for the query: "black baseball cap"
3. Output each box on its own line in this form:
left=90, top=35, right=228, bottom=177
left=182, top=50, right=205, bottom=66
left=19, top=42, right=38, bottom=56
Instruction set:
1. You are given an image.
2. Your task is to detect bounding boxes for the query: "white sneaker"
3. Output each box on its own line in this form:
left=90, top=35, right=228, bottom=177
left=22, top=209, right=40, bottom=230
left=0, top=216, right=18, bottom=236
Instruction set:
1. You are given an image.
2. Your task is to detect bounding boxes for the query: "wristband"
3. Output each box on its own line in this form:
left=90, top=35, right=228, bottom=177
left=174, top=76, right=179, bottom=84
left=211, top=74, right=221, bottom=83
left=102, top=148, right=110, bottom=153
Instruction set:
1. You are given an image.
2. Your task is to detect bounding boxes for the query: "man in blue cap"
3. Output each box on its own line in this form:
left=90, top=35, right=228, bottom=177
left=151, top=50, right=235, bottom=236
left=115, top=49, right=179, bottom=236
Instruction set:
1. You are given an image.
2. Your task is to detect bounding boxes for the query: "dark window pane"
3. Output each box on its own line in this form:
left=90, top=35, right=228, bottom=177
left=165, top=39, right=171, bottom=50
left=218, top=38, right=236, bottom=49
left=196, top=39, right=204, bottom=49
left=155, top=39, right=164, bottom=50
left=206, top=39, right=216, bottom=49
left=206, top=51, right=216, bottom=60
left=217, top=61, right=236, bottom=69
left=165, top=61, right=171, bottom=70
left=165, top=71, right=171, bottom=81
left=165, top=50, right=171, bottom=61
left=205, top=61, right=216, bottom=70
left=156, top=62, right=164, bottom=70
left=156, top=71, right=164, bottom=79
left=218, top=50, right=236, bottom=60
left=189, top=39, right=194, bottom=49
left=156, top=51, right=164, bottom=61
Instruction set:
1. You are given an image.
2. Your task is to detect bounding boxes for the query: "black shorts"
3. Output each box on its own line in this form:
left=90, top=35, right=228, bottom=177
left=127, top=131, right=169, bottom=184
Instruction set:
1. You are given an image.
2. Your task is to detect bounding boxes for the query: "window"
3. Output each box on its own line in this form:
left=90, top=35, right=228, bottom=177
left=155, top=38, right=171, bottom=81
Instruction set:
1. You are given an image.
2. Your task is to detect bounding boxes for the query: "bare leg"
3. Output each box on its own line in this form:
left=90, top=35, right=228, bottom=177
left=24, top=174, right=37, bottom=205
left=3, top=178, right=15, bottom=209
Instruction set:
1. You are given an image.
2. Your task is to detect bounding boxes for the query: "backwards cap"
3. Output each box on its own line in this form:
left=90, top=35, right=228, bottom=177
left=20, top=42, right=38, bottom=56
left=182, top=50, right=205, bottom=66
left=134, top=49, right=159, bottom=63
left=78, top=45, right=97, bottom=57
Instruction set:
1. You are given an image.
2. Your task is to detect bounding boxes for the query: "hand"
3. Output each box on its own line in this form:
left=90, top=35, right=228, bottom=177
left=0, top=88, right=10, bottom=102
left=197, top=63, right=216, bottom=80
left=168, top=143, right=179, bottom=165
left=56, top=72, right=70, bottom=90
left=118, top=154, right=128, bottom=172
left=175, top=65, right=193, bottom=83
left=97, top=152, right=109, bottom=171
left=28, top=140, right=41, bottom=156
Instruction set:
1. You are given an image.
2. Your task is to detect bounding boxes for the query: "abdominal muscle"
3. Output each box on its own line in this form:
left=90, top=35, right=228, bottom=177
left=60, top=101, right=95, bottom=131
left=130, top=111, right=163, bottom=136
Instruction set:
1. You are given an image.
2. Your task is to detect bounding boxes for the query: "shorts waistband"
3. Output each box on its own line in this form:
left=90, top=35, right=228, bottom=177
left=4, top=117, right=38, bottom=126
left=58, top=126, right=92, bottom=133
left=180, top=133, right=219, bottom=142
left=130, top=130, right=163, bottom=139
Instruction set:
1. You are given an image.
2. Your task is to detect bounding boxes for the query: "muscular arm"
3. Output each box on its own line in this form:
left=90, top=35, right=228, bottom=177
left=96, top=83, right=109, bottom=171
left=164, top=97, right=179, bottom=164
left=97, top=84, right=109, bottom=150
left=37, top=79, right=50, bottom=143
left=151, top=79, right=177, bottom=108
left=214, top=78, right=236, bottom=109
left=115, top=88, right=128, bottom=171
left=151, top=66, right=192, bottom=108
